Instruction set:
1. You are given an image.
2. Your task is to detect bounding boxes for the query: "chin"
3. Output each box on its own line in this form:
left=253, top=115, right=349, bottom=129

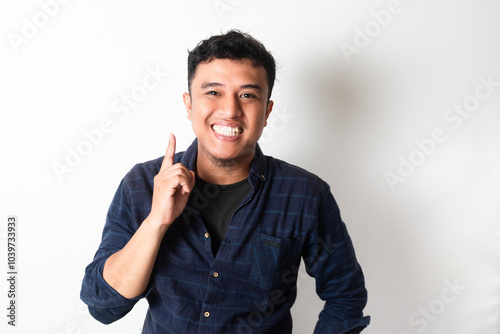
left=207, top=152, right=239, bottom=168
left=211, top=150, right=239, bottom=161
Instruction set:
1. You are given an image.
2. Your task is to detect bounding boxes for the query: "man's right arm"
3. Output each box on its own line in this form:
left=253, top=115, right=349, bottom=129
left=103, top=133, right=195, bottom=299
left=80, top=133, right=195, bottom=322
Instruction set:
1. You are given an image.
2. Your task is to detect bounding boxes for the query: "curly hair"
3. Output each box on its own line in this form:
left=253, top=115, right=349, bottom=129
left=187, top=30, right=276, bottom=100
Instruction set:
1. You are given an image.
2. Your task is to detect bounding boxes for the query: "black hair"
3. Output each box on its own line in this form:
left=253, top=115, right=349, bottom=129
left=187, top=30, right=276, bottom=100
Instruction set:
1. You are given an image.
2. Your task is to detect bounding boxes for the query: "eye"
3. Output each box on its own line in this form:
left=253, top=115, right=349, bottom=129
left=241, top=93, right=256, bottom=98
left=206, top=91, right=219, bottom=96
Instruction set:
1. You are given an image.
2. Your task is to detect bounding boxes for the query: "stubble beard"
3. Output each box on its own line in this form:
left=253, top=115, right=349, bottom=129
left=208, top=153, right=239, bottom=169
left=201, top=144, right=254, bottom=173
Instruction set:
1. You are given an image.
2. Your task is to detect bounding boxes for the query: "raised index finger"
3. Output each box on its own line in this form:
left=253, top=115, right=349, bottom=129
left=160, top=133, right=176, bottom=171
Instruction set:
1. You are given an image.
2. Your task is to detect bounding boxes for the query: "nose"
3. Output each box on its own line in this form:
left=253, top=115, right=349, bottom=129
left=219, top=94, right=242, bottom=118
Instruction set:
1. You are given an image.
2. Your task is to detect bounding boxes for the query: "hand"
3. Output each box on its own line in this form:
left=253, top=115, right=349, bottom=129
left=147, top=133, right=195, bottom=228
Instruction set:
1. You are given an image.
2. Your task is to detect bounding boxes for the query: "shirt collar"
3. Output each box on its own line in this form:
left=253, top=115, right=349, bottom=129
left=180, top=138, right=268, bottom=186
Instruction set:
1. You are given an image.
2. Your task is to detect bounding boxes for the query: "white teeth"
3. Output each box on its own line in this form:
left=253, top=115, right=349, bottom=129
left=212, top=125, right=242, bottom=137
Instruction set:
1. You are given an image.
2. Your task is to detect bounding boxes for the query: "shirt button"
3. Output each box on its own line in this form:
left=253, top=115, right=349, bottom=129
left=204, top=311, right=210, bottom=318
left=212, top=272, right=219, bottom=278
left=204, top=232, right=210, bottom=238
left=260, top=174, right=265, bottom=179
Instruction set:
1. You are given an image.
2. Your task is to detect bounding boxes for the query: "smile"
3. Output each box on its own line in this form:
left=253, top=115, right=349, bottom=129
left=212, top=125, right=242, bottom=137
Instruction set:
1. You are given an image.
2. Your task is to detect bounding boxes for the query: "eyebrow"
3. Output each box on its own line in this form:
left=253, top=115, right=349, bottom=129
left=200, top=82, right=262, bottom=91
left=241, top=84, right=262, bottom=91
left=201, top=82, right=223, bottom=89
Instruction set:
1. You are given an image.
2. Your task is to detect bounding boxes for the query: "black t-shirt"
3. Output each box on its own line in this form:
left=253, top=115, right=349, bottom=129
left=194, top=175, right=252, bottom=256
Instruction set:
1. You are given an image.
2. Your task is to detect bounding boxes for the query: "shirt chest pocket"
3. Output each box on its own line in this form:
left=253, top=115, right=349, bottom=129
left=249, top=232, right=302, bottom=292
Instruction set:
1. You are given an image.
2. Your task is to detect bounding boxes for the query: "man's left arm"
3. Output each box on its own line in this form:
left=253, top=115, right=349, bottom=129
left=302, top=183, right=370, bottom=334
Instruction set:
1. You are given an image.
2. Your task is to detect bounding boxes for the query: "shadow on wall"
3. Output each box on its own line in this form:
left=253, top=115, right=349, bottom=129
left=291, top=52, right=446, bottom=332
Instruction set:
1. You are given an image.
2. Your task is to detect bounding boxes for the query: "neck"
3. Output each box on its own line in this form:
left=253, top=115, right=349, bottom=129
left=196, top=148, right=254, bottom=185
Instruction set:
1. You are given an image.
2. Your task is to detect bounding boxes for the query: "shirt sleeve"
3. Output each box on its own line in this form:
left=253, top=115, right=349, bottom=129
left=80, top=177, right=148, bottom=324
left=302, top=183, right=370, bottom=334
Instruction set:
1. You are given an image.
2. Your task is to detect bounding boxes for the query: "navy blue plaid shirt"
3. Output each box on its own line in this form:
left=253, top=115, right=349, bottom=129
left=81, top=139, right=370, bottom=333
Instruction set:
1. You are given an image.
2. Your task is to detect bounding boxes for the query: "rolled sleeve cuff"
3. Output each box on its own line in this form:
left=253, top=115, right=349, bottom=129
left=314, top=315, right=371, bottom=334
left=80, top=259, right=147, bottom=324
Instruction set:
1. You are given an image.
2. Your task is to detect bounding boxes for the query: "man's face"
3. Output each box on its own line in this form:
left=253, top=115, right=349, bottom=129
left=183, top=58, right=273, bottom=166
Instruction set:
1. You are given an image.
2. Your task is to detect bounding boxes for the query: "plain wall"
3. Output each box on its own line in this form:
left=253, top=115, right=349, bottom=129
left=1, top=0, right=499, bottom=333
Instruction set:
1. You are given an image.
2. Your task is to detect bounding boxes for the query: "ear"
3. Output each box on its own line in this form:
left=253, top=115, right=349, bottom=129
left=264, top=100, right=274, bottom=127
left=183, top=92, right=192, bottom=120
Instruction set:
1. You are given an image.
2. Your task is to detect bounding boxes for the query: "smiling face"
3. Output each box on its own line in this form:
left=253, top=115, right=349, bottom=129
left=183, top=58, right=273, bottom=173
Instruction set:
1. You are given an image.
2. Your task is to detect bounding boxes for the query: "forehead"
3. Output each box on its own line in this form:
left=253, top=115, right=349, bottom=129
left=192, top=58, right=268, bottom=88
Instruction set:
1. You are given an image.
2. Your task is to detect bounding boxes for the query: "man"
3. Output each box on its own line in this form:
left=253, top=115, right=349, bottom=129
left=81, top=30, right=370, bottom=333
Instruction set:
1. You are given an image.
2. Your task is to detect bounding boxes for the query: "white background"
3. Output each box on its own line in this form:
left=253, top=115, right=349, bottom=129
left=1, top=0, right=499, bottom=333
